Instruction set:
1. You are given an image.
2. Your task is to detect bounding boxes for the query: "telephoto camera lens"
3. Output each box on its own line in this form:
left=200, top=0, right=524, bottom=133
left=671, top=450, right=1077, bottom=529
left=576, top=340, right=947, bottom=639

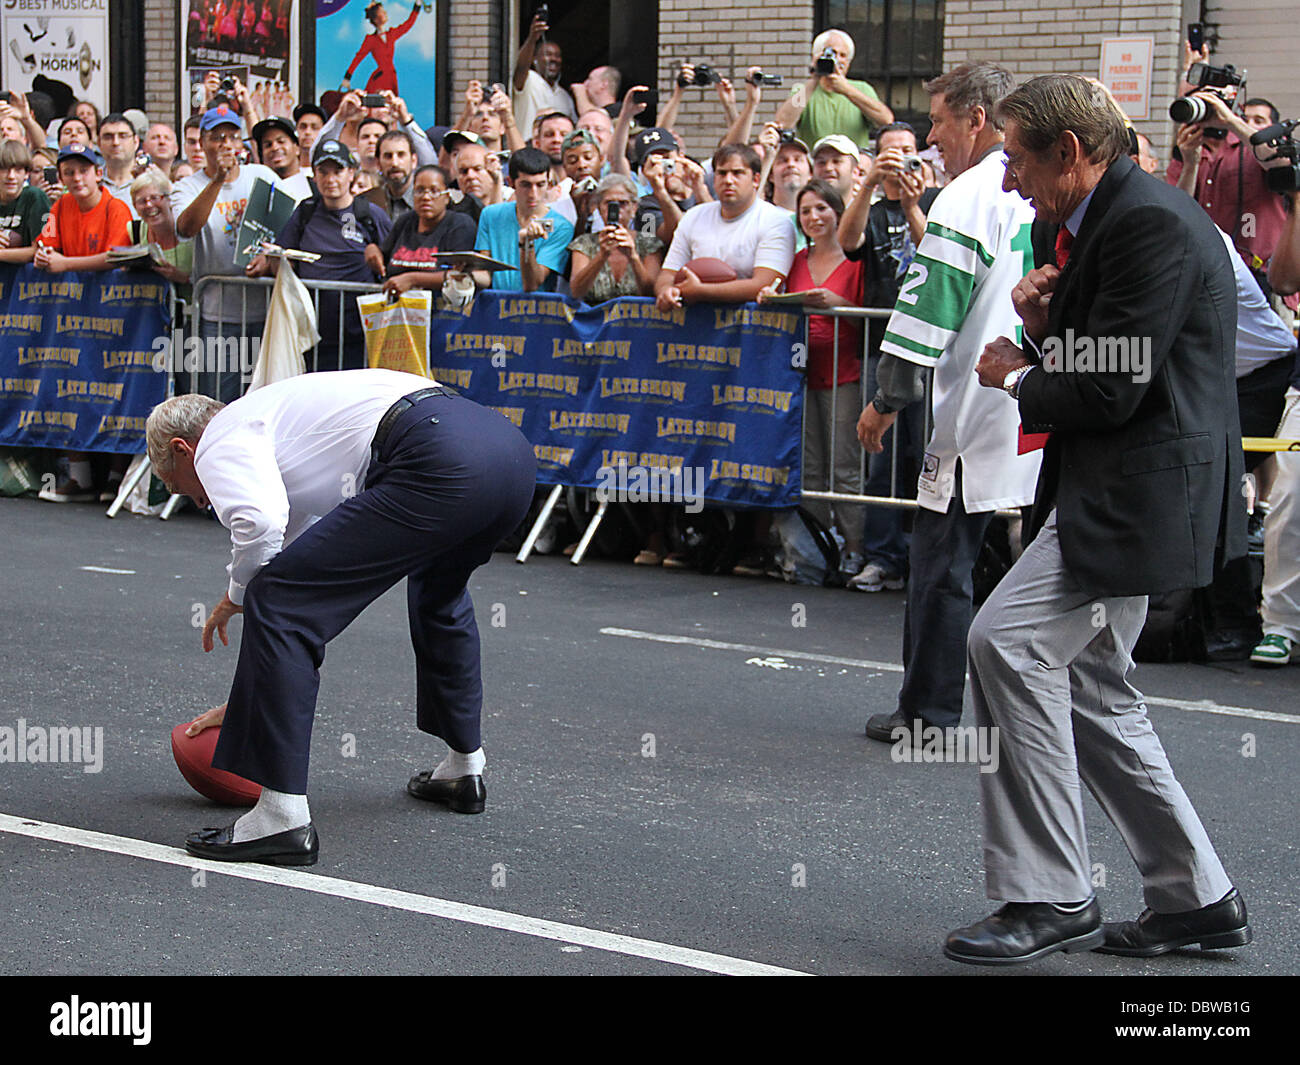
left=1169, top=96, right=1209, bottom=124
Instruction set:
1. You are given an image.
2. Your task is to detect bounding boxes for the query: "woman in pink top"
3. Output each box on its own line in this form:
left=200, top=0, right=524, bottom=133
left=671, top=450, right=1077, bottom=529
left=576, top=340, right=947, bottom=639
left=760, top=178, right=866, bottom=568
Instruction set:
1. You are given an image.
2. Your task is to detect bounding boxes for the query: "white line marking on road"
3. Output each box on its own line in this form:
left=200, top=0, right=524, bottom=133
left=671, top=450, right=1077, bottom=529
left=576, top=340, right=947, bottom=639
left=0, top=813, right=810, bottom=977
left=79, top=565, right=135, bottom=575
left=600, top=627, right=1300, bottom=725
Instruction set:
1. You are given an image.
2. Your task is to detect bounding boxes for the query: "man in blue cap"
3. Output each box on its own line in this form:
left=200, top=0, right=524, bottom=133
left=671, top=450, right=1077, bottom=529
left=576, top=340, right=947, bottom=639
left=172, top=103, right=280, bottom=401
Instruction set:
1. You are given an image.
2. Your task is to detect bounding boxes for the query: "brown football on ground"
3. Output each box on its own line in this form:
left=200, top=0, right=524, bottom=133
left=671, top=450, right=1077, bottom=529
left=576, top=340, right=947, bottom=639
left=170, top=723, right=262, bottom=806
left=676, top=257, right=738, bottom=284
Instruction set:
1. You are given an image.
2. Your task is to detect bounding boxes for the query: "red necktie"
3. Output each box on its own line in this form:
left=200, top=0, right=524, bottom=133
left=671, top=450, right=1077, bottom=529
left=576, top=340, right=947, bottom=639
left=1054, top=226, right=1074, bottom=269
left=1017, top=229, right=1072, bottom=454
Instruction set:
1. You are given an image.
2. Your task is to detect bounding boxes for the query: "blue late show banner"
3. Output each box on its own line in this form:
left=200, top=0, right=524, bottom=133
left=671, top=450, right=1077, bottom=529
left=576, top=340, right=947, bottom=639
left=428, top=291, right=807, bottom=509
left=0, top=266, right=169, bottom=454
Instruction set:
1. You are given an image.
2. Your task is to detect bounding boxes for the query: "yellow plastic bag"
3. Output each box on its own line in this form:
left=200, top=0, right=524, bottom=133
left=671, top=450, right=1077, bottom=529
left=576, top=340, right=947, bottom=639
left=358, top=290, right=433, bottom=377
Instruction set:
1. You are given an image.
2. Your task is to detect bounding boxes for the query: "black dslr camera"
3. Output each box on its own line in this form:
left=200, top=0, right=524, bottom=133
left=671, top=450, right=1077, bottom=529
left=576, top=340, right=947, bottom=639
left=678, top=63, right=719, bottom=87
left=1169, top=62, right=1246, bottom=126
left=814, top=48, right=837, bottom=75
left=1250, top=119, right=1300, bottom=194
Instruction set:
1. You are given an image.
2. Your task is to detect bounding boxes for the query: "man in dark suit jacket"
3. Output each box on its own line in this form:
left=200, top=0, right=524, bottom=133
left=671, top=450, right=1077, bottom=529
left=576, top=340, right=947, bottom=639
left=943, top=75, right=1252, bottom=966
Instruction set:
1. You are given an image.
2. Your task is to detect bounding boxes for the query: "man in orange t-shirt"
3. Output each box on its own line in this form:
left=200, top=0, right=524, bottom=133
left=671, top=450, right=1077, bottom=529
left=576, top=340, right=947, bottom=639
left=34, top=143, right=131, bottom=272
left=32, top=142, right=134, bottom=505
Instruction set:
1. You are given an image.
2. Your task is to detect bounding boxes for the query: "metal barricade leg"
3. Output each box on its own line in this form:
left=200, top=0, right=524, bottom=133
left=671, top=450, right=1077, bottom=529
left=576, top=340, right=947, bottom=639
left=104, top=455, right=151, bottom=518
left=570, top=499, right=610, bottom=565
left=515, top=484, right=563, bottom=563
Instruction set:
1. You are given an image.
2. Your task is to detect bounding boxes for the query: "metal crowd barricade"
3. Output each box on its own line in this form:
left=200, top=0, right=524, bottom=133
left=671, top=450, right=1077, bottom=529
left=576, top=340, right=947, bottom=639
left=109, top=273, right=387, bottom=519
left=519, top=304, right=939, bottom=566
left=797, top=304, right=934, bottom=522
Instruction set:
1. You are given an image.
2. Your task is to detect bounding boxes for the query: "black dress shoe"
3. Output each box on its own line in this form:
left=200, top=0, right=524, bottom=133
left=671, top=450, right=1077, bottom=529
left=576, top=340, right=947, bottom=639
left=944, top=899, right=1103, bottom=966
left=865, top=710, right=909, bottom=743
left=1094, top=888, right=1252, bottom=957
left=185, top=823, right=319, bottom=866
left=407, top=771, right=486, bottom=813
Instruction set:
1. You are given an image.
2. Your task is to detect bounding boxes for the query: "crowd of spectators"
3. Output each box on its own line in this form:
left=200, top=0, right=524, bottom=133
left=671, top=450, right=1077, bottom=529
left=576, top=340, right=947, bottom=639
left=0, top=19, right=1296, bottom=673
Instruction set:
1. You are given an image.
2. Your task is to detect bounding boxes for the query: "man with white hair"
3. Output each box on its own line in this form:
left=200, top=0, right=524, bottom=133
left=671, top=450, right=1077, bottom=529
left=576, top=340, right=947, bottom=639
left=147, top=371, right=536, bottom=865
left=774, top=28, right=894, bottom=151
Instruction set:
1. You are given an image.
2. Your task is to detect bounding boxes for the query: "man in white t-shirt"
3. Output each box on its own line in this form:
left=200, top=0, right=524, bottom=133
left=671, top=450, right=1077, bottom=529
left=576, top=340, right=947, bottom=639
left=511, top=11, right=577, bottom=140
left=173, top=104, right=281, bottom=401
left=655, top=143, right=795, bottom=308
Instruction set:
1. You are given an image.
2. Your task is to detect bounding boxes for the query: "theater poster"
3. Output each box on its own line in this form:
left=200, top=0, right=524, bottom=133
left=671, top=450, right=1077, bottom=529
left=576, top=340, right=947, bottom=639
left=180, top=0, right=300, bottom=120
left=315, top=1, right=437, bottom=116
left=1, top=1, right=110, bottom=114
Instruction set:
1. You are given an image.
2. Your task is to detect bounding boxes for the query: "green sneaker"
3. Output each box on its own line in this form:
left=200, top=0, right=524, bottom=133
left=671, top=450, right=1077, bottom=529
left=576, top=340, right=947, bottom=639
left=1250, top=634, right=1293, bottom=667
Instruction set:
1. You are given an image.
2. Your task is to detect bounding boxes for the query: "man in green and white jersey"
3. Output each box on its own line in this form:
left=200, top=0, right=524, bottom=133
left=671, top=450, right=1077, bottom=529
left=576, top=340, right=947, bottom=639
left=856, top=62, right=1041, bottom=742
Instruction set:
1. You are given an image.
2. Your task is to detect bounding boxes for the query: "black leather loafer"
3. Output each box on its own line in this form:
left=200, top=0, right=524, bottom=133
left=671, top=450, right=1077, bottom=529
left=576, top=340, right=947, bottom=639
left=944, top=899, right=1103, bottom=966
left=407, top=771, right=486, bottom=813
left=1094, top=888, right=1252, bottom=957
left=865, top=710, right=909, bottom=743
left=184, top=823, right=319, bottom=866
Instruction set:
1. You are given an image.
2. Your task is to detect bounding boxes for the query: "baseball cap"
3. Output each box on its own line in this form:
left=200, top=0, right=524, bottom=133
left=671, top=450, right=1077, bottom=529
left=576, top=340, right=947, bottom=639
left=441, top=129, right=483, bottom=152
left=560, top=129, right=600, bottom=155
left=812, top=134, right=860, bottom=159
left=630, top=127, right=678, bottom=169
left=312, top=138, right=357, bottom=169
left=252, top=116, right=299, bottom=145
left=200, top=104, right=245, bottom=134
left=56, top=143, right=104, bottom=167
left=293, top=103, right=327, bottom=125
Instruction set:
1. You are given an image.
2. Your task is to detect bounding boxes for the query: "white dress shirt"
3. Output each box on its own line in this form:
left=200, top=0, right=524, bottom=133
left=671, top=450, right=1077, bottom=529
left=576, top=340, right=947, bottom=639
left=194, top=369, right=437, bottom=604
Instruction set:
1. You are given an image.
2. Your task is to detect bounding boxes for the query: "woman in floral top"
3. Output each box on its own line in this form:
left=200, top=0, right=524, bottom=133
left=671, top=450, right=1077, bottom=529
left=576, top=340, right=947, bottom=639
left=568, top=174, right=663, bottom=304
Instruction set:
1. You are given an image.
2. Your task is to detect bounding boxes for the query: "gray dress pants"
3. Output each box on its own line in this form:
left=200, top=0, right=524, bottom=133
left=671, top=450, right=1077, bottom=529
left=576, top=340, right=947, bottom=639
left=966, top=510, right=1234, bottom=911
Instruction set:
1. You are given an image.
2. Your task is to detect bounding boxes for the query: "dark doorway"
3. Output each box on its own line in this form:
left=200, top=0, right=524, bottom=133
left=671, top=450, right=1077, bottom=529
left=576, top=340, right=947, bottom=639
left=515, top=0, right=658, bottom=104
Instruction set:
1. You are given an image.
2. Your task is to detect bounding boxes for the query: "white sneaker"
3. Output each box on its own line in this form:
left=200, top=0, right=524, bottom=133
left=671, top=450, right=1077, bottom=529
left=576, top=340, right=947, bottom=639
left=840, top=551, right=865, bottom=578
left=847, top=561, right=905, bottom=592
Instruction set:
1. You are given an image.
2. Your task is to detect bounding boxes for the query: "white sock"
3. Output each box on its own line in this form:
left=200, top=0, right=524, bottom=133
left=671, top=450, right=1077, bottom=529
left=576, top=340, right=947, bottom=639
left=430, top=747, right=485, bottom=780
left=69, top=460, right=92, bottom=487
left=232, top=787, right=310, bottom=842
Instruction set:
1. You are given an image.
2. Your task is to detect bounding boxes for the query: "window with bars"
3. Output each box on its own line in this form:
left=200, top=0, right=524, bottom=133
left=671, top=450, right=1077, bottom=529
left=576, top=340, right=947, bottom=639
left=817, top=0, right=945, bottom=133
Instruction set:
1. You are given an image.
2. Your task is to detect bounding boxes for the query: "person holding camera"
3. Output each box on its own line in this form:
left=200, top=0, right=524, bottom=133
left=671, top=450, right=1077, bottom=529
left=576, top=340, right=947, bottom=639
left=512, top=8, right=576, bottom=142
left=568, top=173, right=662, bottom=304
left=773, top=30, right=893, bottom=153
left=839, top=121, right=940, bottom=592
left=474, top=145, right=573, bottom=292
left=1167, top=78, right=1287, bottom=294
left=627, top=127, right=710, bottom=246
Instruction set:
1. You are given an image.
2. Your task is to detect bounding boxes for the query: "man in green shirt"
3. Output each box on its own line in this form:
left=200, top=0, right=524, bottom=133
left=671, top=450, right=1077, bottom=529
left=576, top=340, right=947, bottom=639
left=774, top=28, right=894, bottom=150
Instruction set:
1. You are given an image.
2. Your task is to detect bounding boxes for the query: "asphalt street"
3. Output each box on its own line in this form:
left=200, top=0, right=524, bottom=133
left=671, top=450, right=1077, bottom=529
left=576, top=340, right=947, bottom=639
left=0, top=495, right=1296, bottom=976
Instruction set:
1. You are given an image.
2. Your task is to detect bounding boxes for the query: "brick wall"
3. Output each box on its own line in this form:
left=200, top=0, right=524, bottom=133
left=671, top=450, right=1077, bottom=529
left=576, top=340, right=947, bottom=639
left=943, top=0, right=1184, bottom=164
left=142, top=0, right=179, bottom=128
left=448, top=0, right=500, bottom=124
left=659, top=0, right=814, bottom=156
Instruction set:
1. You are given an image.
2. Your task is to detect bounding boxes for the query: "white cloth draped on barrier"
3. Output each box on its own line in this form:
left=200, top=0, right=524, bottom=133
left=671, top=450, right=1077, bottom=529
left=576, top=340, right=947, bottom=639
left=248, top=265, right=319, bottom=391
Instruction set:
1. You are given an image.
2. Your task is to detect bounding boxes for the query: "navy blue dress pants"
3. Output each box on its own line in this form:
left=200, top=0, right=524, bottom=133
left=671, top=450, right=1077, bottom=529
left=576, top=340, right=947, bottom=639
left=212, top=392, right=537, bottom=794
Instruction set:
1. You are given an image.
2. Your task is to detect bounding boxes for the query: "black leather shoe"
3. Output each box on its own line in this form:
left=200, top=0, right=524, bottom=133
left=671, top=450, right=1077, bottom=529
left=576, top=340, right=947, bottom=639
left=407, top=771, right=486, bottom=813
left=184, top=823, right=319, bottom=866
left=865, top=710, right=909, bottom=743
left=1094, top=888, right=1252, bottom=957
left=944, top=899, right=1103, bottom=966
